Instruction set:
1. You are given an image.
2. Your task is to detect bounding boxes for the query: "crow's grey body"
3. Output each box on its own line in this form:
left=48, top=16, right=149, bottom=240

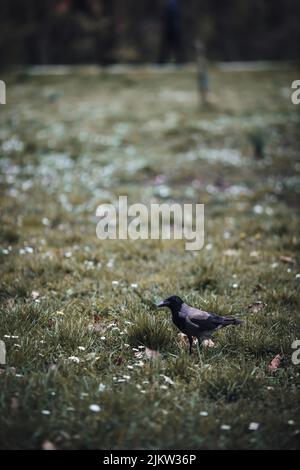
left=157, top=295, right=242, bottom=354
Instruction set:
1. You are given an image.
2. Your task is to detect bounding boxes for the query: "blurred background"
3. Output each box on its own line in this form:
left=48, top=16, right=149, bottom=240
left=1, top=0, right=300, bottom=452
left=1, top=0, right=300, bottom=67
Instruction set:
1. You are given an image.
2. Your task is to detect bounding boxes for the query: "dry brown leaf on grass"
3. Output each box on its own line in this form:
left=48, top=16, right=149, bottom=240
left=134, top=347, right=160, bottom=360
left=268, top=354, right=282, bottom=372
left=178, top=333, right=191, bottom=348
left=88, top=315, right=106, bottom=334
left=88, top=323, right=104, bottom=333
left=178, top=333, right=188, bottom=347
left=279, top=256, right=296, bottom=265
left=145, top=347, right=161, bottom=359
left=31, top=291, right=40, bottom=300
left=42, top=440, right=57, bottom=450
left=202, top=339, right=215, bottom=348
left=178, top=334, right=215, bottom=349
left=248, top=301, right=267, bottom=313
left=4, top=298, right=15, bottom=309
left=134, top=350, right=143, bottom=359
left=178, top=333, right=198, bottom=349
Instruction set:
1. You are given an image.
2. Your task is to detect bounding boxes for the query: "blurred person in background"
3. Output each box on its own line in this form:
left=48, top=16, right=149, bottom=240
left=158, top=0, right=184, bottom=64
left=195, top=39, right=209, bottom=106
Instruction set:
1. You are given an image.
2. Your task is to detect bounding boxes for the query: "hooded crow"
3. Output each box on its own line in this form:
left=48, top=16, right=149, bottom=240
left=157, top=295, right=242, bottom=354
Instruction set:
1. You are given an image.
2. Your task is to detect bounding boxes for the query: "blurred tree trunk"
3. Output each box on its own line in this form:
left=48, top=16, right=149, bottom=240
left=95, top=0, right=117, bottom=64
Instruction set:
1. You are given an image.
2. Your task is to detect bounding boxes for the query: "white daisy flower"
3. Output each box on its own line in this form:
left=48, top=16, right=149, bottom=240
left=89, top=404, right=101, bottom=413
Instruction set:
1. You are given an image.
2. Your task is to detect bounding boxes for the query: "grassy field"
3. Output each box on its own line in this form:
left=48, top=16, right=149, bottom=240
left=0, top=64, right=300, bottom=450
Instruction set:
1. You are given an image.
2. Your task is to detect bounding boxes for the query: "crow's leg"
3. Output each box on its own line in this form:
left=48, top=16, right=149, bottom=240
left=187, top=335, right=193, bottom=355
left=196, top=338, right=202, bottom=361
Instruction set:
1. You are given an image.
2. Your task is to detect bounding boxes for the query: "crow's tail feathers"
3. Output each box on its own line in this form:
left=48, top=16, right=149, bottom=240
left=222, top=317, right=243, bottom=326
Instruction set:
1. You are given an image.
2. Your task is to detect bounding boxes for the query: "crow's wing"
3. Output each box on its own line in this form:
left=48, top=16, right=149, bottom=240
left=184, top=306, right=227, bottom=332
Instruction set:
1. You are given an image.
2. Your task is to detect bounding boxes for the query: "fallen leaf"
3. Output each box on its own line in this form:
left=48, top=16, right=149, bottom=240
left=178, top=333, right=188, bottom=347
left=145, top=347, right=161, bottom=359
left=279, top=256, right=296, bottom=265
left=4, top=298, right=15, bottom=308
left=248, top=301, right=267, bottom=313
left=134, top=350, right=144, bottom=359
left=31, top=291, right=40, bottom=300
left=0, top=340, right=6, bottom=365
left=178, top=333, right=196, bottom=349
left=88, top=316, right=106, bottom=334
left=268, top=354, right=282, bottom=372
left=42, top=440, right=57, bottom=450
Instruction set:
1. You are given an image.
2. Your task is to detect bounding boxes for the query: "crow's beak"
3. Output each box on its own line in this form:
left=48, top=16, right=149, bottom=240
left=157, top=300, right=167, bottom=308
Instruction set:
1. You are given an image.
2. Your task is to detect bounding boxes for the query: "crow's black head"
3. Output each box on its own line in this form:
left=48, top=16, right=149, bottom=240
left=157, top=295, right=184, bottom=311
